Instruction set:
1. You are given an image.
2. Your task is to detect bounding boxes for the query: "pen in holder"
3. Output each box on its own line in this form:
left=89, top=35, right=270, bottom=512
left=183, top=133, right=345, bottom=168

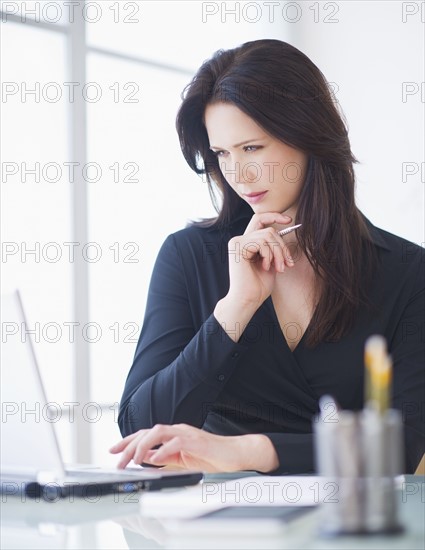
left=313, top=335, right=405, bottom=535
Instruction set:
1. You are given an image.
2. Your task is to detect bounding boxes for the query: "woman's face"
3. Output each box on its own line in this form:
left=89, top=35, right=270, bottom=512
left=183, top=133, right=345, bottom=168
left=204, top=102, right=308, bottom=219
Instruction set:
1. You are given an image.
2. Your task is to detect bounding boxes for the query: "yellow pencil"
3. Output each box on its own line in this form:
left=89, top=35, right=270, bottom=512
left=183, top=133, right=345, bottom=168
left=364, top=335, right=392, bottom=413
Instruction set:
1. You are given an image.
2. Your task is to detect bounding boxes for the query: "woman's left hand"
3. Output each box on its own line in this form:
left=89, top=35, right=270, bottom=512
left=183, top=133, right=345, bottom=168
left=109, top=423, right=279, bottom=473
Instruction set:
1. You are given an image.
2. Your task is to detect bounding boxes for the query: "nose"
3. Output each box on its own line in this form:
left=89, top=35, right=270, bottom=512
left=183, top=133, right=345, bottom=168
left=219, top=157, right=260, bottom=185
left=244, top=162, right=261, bottom=183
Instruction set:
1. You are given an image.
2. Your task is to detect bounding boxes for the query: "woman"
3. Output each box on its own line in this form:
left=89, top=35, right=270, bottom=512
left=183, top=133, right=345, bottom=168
left=110, top=39, right=424, bottom=474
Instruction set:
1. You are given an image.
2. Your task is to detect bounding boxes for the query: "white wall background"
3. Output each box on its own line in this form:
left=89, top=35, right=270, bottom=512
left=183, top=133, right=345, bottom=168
left=287, top=0, right=424, bottom=244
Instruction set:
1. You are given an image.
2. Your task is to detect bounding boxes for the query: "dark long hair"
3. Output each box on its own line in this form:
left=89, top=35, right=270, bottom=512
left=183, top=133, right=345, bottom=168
left=175, top=39, right=376, bottom=347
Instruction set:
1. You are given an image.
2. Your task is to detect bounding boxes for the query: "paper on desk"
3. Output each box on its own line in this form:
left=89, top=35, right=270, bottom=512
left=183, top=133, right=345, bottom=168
left=140, top=476, right=327, bottom=519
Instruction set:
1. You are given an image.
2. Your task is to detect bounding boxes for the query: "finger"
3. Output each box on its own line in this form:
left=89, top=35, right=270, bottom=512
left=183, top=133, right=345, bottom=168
left=282, top=243, right=295, bottom=267
left=271, top=239, right=294, bottom=270
left=262, top=228, right=295, bottom=270
left=142, top=449, right=162, bottom=463
left=150, top=434, right=224, bottom=472
left=116, top=431, right=151, bottom=469
left=261, top=231, right=286, bottom=272
left=140, top=449, right=168, bottom=468
left=241, top=238, right=272, bottom=271
left=116, top=440, right=139, bottom=469
left=109, top=430, right=147, bottom=453
left=275, top=235, right=296, bottom=267
left=149, top=436, right=185, bottom=465
left=255, top=229, right=286, bottom=272
left=245, top=212, right=292, bottom=234
left=132, top=425, right=176, bottom=466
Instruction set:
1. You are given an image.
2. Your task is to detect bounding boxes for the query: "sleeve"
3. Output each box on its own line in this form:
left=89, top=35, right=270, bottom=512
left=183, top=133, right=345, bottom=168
left=390, top=254, right=425, bottom=474
left=118, top=234, right=248, bottom=437
left=263, top=433, right=316, bottom=474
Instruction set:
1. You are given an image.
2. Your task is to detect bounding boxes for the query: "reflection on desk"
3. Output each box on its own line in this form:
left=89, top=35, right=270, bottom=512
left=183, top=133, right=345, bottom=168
left=1, top=475, right=424, bottom=550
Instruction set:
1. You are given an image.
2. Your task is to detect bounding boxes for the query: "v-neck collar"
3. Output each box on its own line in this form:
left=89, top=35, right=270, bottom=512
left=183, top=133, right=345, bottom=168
left=265, top=296, right=307, bottom=356
left=261, top=296, right=319, bottom=404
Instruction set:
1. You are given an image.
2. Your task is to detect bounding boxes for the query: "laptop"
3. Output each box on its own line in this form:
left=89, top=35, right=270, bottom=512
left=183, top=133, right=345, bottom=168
left=0, top=290, right=203, bottom=500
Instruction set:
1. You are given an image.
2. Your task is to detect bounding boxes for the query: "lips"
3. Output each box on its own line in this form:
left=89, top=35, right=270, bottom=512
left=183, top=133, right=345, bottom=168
left=243, top=191, right=268, bottom=204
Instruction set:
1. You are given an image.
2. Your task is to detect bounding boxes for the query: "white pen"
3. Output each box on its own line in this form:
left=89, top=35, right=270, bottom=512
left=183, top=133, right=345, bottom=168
left=278, top=223, right=302, bottom=236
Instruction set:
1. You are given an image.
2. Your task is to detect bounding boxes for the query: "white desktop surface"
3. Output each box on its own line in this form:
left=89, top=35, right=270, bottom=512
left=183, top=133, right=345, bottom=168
left=1, top=474, right=424, bottom=550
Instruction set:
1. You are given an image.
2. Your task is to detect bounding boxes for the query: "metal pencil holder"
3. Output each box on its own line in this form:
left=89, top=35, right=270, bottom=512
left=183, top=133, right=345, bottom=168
left=313, top=407, right=405, bottom=535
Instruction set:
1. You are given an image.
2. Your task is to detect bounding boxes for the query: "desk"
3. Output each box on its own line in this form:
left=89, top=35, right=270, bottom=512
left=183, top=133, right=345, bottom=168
left=1, top=475, right=423, bottom=549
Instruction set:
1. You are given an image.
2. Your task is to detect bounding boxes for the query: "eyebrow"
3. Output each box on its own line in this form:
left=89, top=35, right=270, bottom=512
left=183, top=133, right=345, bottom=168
left=209, top=138, right=264, bottom=150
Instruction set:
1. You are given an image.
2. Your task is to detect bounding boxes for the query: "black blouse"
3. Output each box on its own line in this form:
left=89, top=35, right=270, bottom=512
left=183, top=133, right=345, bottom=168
left=118, top=210, right=425, bottom=474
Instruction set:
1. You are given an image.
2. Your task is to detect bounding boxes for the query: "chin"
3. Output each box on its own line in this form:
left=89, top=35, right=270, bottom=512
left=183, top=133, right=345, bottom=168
left=253, top=204, right=284, bottom=215
left=249, top=201, right=273, bottom=213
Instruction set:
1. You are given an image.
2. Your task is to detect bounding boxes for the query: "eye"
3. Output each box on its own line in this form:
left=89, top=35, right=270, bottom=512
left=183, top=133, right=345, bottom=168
left=210, top=150, right=226, bottom=157
left=210, top=145, right=262, bottom=157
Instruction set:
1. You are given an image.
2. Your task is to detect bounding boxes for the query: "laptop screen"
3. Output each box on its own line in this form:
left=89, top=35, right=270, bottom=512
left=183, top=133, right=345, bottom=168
left=1, top=291, right=65, bottom=480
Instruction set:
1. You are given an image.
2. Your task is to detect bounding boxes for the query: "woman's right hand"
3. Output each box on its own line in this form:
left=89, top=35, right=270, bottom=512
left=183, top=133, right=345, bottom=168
left=226, top=212, right=295, bottom=308
left=213, top=212, right=295, bottom=342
